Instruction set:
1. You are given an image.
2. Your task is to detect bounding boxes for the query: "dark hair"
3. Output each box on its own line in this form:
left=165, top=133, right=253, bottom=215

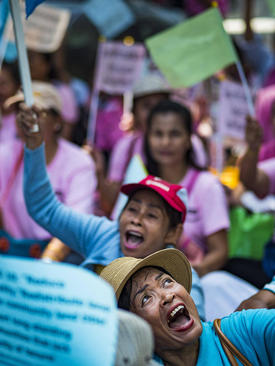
left=144, top=100, right=203, bottom=176
left=118, top=266, right=172, bottom=310
left=2, top=60, right=21, bottom=87
left=120, top=190, right=182, bottom=230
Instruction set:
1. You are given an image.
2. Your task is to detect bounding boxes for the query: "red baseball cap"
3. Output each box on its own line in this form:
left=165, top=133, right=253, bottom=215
left=121, top=175, right=188, bottom=222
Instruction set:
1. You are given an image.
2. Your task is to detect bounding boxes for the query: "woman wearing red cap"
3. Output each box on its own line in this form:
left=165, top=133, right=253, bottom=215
left=17, top=103, right=206, bottom=320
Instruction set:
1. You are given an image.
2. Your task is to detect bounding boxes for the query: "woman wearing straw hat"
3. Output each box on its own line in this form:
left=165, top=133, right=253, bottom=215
left=101, top=248, right=275, bottom=366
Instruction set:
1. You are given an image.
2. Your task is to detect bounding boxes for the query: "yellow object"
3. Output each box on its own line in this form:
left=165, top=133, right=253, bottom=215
left=123, top=36, right=135, bottom=46
left=210, top=166, right=240, bottom=190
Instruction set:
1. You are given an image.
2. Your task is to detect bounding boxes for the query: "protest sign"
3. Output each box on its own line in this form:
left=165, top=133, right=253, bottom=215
left=0, top=256, right=117, bottom=366
left=95, top=41, right=146, bottom=95
left=266, top=0, right=275, bottom=17
left=111, top=154, right=147, bottom=220
left=83, top=0, right=135, bottom=39
left=146, top=7, right=237, bottom=88
left=4, top=2, right=70, bottom=53
left=217, top=80, right=250, bottom=141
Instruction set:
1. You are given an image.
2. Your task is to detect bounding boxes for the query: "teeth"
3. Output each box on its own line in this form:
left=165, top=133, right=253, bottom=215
left=169, top=305, right=185, bottom=322
left=128, top=231, right=142, bottom=238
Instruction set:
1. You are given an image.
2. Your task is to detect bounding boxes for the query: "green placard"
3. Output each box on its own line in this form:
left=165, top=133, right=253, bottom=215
left=266, top=0, right=275, bottom=17
left=146, top=7, right=237, bottom=88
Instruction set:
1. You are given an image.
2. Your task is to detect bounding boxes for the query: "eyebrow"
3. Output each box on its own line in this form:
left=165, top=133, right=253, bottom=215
left=132, top=272, right=165, bottom=303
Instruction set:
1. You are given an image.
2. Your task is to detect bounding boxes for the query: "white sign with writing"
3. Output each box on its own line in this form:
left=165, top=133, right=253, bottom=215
left=218, top=81, right=249, bottom=141
left=217, top=80, right=250, bottom=141
left=4, top=3, right=70, bottom=53
left=0, top=256, right=117, bottom=366
left=95, top=41, right=146, bottom=95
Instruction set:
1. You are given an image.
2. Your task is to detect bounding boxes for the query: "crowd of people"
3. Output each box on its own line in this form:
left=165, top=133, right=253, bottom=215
left=0, top=0, right=275, bottom=364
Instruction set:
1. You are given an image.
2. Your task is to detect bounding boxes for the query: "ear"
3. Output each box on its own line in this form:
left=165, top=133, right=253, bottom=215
left=164, top=223, right=183, bottom=247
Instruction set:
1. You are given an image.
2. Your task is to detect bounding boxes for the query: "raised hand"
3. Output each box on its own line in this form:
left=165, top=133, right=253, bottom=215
left=16, top=103, right=44, bottom=149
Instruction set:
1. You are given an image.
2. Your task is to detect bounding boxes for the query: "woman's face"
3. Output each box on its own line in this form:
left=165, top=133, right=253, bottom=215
left=134, top=93, right=168, bottom=132
left=148, top=112, right=191, bottom=167
left=129, top=267, right=202, bottom=354
left=119, top=189, right=180, bottom=258
left=0, top=68, right=19, bottom=110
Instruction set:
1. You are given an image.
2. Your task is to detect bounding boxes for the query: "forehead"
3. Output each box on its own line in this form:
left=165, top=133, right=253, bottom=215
left=130, top=189, right=167, bottom=209
left=132, top=267, right=163, bottom=288
left=151, top=112, right=186, bottom=130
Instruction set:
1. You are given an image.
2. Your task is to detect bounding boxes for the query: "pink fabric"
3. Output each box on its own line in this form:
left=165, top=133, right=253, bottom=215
left=259, top=158, right=275, bottom=195
left=95, top=97, right=124, bottom=151
left=56, top=83, right=78, bottom=124
left=179, top=168, right=229, bottom=252
left=184, top=0, right=228, bottom=17
left=255, top=85, right=275, bottom=143
left=263, top=68, right=275, bottom=88
left=259, top=140, right=275, bottom=162
left=0, top=112, right=17, bottom=142
left=108, top=132, right=145, bottom=182
left=0, top=139, right=96, bottom=239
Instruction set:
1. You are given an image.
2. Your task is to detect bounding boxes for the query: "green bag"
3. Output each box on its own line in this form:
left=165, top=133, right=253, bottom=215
left=229, top=206, right=275, bottom=260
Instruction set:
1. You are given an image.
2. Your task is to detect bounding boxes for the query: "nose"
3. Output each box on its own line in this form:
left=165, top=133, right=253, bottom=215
left=130, top=212, right=143, bottom=226
left=161, top=292, right=174, bottom=307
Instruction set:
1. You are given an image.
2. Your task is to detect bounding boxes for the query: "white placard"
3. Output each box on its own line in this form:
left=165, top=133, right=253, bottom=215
left=95, top=41, right=145, bottom=95
left=217, top=80, right=250, bottom=141
left=4, top=2, right=70, bottom=53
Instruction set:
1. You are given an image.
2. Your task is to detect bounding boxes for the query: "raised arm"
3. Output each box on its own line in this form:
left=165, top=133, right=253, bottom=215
left=18, top=104, right=119, bottom=264
left=239, top=116, right=270, bottom=198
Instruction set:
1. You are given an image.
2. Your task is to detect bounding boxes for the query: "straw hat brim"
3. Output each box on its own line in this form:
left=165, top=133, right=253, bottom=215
left=100, top=248, right=192, bottom=301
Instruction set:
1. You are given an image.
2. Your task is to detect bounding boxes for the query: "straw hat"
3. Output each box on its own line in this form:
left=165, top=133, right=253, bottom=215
left=133, top=73, right=171, bottom=99
left=115, top=309, right=159, bottom=366
left=5, top=81, right=62, bottom=114
left=100, top=248, right=192, bottom=301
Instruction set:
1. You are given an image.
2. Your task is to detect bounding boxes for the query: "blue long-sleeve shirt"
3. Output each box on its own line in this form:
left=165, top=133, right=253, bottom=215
left=23, top=144, right=205, bottom=320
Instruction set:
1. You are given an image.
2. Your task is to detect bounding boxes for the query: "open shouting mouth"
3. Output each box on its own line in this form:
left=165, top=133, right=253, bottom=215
left=124, top=230, right=144, bottom=249
left=167, top=303, right=194, bottom=332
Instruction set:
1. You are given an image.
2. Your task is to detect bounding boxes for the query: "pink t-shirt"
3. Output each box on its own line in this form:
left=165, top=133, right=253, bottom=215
left=0, top=139, right=96, bottom=239
left=180, top=168, right=229, bottom=252
left=108, top=132, right=145, bottom=182
left=259, top=158, right=275, bottom=195
left=0, top=112, right=17, bottom=142
left=95, top=97, right=124, bottom=152
left=56, top=82, right=78, bottom=124
left=259, top=140, right=275, bottom=162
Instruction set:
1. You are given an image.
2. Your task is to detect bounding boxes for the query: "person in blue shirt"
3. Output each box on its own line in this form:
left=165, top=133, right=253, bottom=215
left=100, top=248, right=275, bottom=366
left=17, top=103, right=205, bottom=319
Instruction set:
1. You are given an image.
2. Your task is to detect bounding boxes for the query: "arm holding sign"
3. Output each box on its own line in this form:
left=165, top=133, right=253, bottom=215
left=18, top=104, right=120, bottom=267
left=239, top=116, right=270, bottom=198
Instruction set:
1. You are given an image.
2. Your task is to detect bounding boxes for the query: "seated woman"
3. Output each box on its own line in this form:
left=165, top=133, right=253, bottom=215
left=143, top=100, right=229, bottom=276
left=100, top=248, right=275, bottom=366
left=18, top=103, right=205, bottom=319
left=0, top=82, right=96, bottom=262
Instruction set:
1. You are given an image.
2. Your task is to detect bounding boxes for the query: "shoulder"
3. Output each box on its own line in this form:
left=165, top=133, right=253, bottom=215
left=58, top=139, right=94, bottom=166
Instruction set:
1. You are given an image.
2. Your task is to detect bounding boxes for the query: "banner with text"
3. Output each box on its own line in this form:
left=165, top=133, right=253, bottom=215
left=0, top=256, right=117, bottom=366
left=217, top=80, right=249, bottom=141
left=95, top=41, right=146, bottom=95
